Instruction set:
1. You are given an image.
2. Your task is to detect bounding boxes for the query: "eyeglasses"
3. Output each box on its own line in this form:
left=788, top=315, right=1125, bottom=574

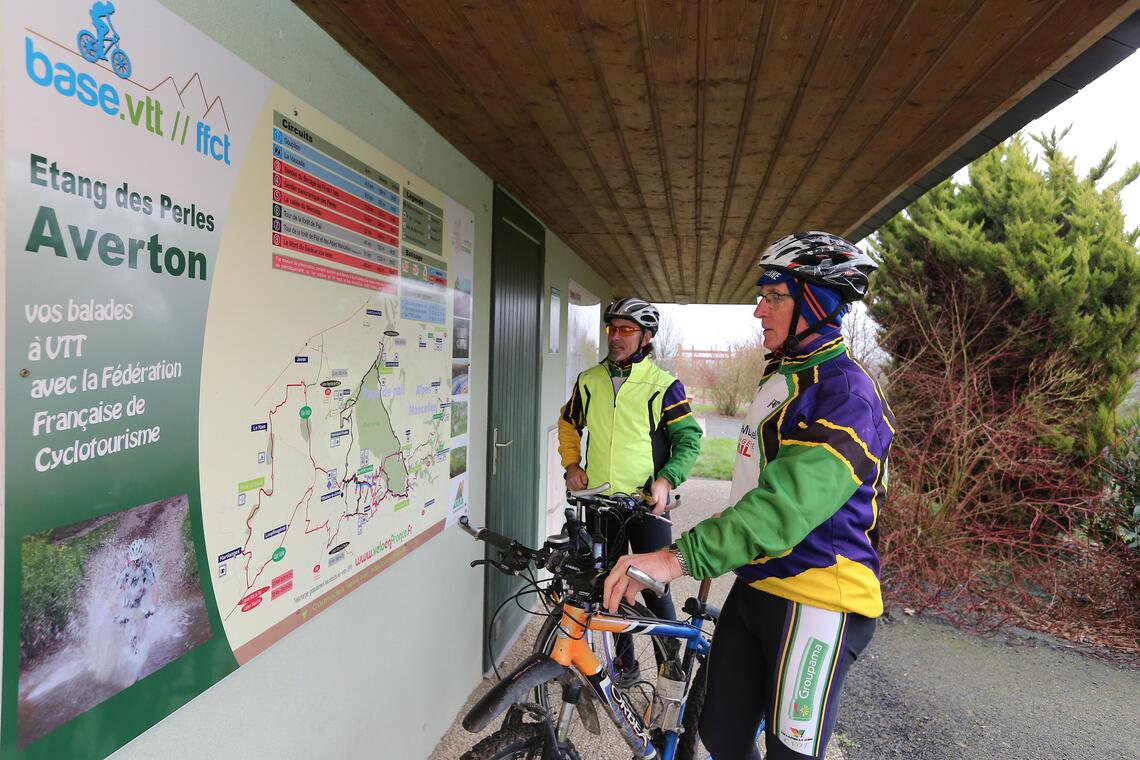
left=755, top=292, right=794, bottom=307
left=605, top=324, right=642, bottom=336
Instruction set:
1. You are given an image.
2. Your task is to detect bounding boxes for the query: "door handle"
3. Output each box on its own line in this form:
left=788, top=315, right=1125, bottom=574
left=492, top=428, right=513, bottom=476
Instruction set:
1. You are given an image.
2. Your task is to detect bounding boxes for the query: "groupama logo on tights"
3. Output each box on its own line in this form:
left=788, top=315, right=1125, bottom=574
left=789, top=637, right=830, bottom=721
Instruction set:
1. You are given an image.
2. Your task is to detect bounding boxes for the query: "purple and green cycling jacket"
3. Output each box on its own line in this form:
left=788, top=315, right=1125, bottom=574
left=675, top=336, right=894, bottom=618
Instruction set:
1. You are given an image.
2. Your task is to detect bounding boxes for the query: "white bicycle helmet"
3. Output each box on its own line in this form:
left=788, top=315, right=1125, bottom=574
left=127, top=538, right=146, bottom=561
left=756, top=231, right=878, bottom=302
left=604, top=297, right=660, bottom=335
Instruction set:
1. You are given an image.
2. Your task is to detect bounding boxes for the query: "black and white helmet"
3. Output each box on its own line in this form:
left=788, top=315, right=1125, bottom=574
left=604, top=297, right=660, bottom=334
left=756, top=231, right=878, bottom=302
left=128, top=538, right=146, bottom=561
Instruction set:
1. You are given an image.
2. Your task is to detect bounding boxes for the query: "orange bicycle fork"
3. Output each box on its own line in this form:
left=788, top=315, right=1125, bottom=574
left=548, top=603, right=711, bottom=759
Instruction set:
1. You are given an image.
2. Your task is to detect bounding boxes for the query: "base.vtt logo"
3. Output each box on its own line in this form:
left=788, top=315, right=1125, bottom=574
left=77, top=1, right=131, bottom=79
left=22, top=2, right=235, bottom=166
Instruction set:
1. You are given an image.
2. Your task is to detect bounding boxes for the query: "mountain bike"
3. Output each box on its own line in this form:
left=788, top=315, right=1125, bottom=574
left=457, top=484, right=729, bottom=759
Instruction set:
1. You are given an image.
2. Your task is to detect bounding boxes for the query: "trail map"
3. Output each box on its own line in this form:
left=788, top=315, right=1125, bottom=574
left=196, top=101, right=461, bottom=661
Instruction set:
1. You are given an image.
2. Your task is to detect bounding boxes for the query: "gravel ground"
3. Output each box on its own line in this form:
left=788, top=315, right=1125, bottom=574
left=836, top=615, right=1140, bottom=759
left=429, top=476, right=1140, bottom=759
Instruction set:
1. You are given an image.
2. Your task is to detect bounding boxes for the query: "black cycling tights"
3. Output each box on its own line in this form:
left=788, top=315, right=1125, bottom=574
left=699, top=580, right=875, bottom=759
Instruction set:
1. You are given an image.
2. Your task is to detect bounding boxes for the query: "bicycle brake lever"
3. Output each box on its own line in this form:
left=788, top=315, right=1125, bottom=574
left=473, top=557, right=519, bottom=575
left=470, top=558, right=515, bottom=572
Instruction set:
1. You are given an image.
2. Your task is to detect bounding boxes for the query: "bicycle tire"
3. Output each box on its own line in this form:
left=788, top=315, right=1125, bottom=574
left=459, top=723, right=581, bottom=760
left=532, top=601, right=669, bottom=756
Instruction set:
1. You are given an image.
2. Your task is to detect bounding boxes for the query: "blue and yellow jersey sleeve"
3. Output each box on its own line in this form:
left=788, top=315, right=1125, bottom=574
left=657, top=379, right=702, bottom=487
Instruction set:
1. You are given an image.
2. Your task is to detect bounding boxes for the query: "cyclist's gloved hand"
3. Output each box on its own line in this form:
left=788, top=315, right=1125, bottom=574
left=565, top=463, right=588, bottom=491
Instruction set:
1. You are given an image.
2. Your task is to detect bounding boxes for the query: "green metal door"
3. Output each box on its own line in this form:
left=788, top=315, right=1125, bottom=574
left=484, top=187, right=544, bottom=669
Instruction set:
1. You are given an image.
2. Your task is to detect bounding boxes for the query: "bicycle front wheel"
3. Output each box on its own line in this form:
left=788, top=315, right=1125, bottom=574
left=533, top=601, right=670, bottom=756
left=110, top=48, right=132, bottom=79
left=460, top=723, right=580, bottom=760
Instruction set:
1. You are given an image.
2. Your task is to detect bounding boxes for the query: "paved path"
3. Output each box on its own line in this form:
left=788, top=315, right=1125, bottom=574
left=696, top=414, right=742, bottom=439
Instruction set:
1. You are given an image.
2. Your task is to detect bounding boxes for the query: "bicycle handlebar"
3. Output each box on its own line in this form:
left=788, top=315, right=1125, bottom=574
left=625, top=565, right=667, bottom=597
left=459, top=485, right=681, bottom=593
left=568, top=483, right=610, bottom=498
left=566, top=483, right=681, bottom=522
left=458, top=516, right=518, bottom=553
left=460, top=515, right=600, bottom=592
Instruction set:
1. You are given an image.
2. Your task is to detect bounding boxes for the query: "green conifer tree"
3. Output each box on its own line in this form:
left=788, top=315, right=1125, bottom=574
left=870, top=130, right=1140, bottom=455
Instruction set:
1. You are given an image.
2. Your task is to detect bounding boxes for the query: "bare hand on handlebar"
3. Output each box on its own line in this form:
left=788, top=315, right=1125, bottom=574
left=646, top=477, right=672, bottom=516
left=602, top=549, right=684, bottom=613
left=564, top=463, right=588, bottom=491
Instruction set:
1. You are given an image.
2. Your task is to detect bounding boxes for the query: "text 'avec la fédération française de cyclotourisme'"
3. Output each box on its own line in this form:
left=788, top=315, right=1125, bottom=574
left=18, top=152, right=214, bottom=475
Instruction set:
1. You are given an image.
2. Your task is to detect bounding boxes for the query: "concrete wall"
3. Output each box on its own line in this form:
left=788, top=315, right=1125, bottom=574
left=96, top=2, right=611, bottom=757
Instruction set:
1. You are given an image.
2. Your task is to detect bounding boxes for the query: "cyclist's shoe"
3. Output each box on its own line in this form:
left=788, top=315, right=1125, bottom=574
left=612, top=658, right=641, bottom=689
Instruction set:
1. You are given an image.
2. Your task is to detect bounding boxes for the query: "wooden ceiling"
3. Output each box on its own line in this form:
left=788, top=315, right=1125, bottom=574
left=295, top=0, right=1140, bottom=303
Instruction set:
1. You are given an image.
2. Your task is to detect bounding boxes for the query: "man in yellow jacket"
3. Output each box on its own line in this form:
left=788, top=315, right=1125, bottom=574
left=558, top=297, right=702, bottom=668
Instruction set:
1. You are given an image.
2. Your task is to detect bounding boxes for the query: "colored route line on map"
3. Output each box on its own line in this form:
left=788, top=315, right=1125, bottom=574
left=252, top=299, right=373, bottom=407
left=229, top=331, right=441, bottom=617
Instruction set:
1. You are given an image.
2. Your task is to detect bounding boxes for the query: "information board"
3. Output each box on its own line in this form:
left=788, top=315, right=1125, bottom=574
left=1, top=1, right=475, bottom=756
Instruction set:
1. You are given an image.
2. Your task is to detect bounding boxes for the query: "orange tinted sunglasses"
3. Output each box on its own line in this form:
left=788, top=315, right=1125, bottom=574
left=605, top=324, right=641, bottom=336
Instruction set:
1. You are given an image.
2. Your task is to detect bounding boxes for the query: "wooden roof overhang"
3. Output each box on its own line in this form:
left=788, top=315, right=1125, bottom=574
left=295, top=0, right=1140, bottom=303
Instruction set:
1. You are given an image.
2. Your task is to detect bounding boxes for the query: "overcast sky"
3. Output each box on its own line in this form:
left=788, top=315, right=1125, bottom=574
left=664, top=51, right=1140, bottom=350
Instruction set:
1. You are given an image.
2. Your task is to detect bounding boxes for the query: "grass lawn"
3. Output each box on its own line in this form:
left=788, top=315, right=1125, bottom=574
left=690, top=437, right=737, bottom=480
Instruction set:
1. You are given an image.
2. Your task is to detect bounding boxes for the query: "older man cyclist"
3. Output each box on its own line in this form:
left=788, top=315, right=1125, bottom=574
left=604, top=232, right=893, bottom=760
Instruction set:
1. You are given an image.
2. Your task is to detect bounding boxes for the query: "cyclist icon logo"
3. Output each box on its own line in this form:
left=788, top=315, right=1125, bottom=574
left=77, top=1, right=132, bottom=79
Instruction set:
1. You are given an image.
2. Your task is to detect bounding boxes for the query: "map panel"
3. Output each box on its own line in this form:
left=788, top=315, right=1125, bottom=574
left=198, top=97, right=462, bottom=659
